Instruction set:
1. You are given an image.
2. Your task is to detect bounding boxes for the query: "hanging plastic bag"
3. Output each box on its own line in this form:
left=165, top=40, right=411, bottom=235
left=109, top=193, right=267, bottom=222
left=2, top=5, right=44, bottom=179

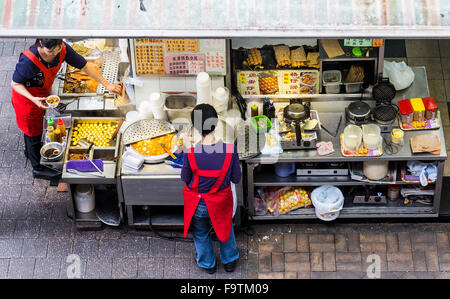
left=383, top=61, right=415, bottom=91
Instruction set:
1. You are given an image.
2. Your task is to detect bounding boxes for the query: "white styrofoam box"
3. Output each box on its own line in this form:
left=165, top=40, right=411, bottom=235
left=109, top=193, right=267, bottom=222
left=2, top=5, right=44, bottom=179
left=160, top=76, right=186, bottom=93
left=185, top=77, right=197, bottom=92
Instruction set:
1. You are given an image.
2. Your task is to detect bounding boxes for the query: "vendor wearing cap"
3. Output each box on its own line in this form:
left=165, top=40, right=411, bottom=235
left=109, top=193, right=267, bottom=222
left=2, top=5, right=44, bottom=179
left=10, top=38, right=122, bottom=180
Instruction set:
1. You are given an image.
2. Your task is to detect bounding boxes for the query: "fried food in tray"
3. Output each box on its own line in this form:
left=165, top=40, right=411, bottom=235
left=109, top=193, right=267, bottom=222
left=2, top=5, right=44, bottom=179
left=131, top=133, right=176, bottom=157
left=273, top=45, right=291, bottom=68
left=71, top=43, right=93, bottom=57
left=63, top=58, right=102, bottom=94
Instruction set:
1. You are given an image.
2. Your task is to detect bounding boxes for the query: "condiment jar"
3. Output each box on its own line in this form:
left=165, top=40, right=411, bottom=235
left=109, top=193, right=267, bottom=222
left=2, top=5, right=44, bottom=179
left=387, top=185, right=400, bottom=201
left=251, top=104, right=259, bottom=117
left=47, top=118, right=55, bottom=130
left=422, top=97, right=438, bottom=120
left=391, top=129, right=404, bottom=145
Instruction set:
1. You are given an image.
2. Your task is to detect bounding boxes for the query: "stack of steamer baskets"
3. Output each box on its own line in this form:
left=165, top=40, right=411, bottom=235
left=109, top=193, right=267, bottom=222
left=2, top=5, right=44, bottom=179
left=371, top=76, right=399, bottom=133
left=122, top=119, right=177, bottom=163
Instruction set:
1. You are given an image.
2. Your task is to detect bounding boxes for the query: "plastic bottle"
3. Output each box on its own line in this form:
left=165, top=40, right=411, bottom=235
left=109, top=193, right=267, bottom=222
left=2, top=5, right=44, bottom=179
left=57, top=119, right=66, bottom=137
left=47, top=118, right=55, bottom=130
left=54, top=128, right=62, bottom=143
left=251, top=104, right=259, bottom=117
left=47, top=125, right=55, bottom=142
left=267, top=100, right=276, bottom=120
left=263, top=97, right=270, bottom=117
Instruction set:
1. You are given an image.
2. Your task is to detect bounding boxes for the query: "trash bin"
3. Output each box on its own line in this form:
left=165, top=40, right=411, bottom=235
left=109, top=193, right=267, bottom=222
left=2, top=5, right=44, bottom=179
left=311, top=185, right=344, bottom=221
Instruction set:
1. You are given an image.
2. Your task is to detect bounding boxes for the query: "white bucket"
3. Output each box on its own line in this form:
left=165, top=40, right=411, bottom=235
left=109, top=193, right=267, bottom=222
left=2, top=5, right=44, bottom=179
left=311, top=185, right=344, bottom=221
left=74, top=184, right=95, bottom=213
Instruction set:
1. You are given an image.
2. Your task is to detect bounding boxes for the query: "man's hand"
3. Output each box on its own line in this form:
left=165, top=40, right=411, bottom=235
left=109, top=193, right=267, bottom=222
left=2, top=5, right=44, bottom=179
left=32, top=97, right=50, bottom=110
left=106, top=82, right=123, bottom=95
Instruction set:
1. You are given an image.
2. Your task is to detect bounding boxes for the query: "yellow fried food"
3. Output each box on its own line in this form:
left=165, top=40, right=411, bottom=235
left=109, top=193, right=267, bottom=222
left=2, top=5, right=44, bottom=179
left=71, top=122, right=118, bottom=147
left=131, top=134, right=175, bottom=156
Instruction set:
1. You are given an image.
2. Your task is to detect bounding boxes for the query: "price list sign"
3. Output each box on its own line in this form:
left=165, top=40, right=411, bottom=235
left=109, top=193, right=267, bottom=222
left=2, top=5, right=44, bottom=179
left=165, top=54, right=205, bottom=75
left=165, top=39, right=199, bottom=53
left=205, top=51, right=226, bottom=74
left=237, top=71, right=260, bottom=95
left=135, top=44, right=165, bottom=75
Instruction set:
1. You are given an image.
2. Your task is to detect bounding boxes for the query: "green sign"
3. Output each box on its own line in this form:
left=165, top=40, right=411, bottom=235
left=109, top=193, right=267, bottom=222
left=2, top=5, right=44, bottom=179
left=344, top=39, right=373, bottom=47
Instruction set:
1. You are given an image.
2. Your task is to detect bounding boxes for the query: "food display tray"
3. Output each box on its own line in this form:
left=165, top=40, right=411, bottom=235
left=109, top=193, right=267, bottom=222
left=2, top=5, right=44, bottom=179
left=122, top=119, right=176, bottom=145
left=57, top=49, right=121, bottom=97
left=340, top=134, right=383, bottom=157
left=399, top=115, right=440, bottom=131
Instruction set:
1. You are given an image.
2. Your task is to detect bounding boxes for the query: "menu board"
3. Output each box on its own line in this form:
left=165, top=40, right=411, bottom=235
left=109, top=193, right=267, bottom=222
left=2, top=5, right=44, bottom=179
left=134, top=39, right=226, bottom=76
left=165, top=54, right=205, bottom=75
left=237, top=70, right=319, bottom=96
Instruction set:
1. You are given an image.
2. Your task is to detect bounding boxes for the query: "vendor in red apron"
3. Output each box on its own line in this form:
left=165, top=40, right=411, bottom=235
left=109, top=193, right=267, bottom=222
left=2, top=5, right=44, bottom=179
left=10, top=39, right=122, bottom=180
left=181, top=104, right=242, bottom=274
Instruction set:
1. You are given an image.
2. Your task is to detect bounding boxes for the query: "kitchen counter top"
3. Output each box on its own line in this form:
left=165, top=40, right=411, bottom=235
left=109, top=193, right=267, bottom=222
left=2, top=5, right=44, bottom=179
left=247, top=67, right=448, bottom=164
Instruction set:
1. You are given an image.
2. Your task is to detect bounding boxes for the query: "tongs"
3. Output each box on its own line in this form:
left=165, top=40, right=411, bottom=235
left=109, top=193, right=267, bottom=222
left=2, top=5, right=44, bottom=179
left=66, top=168, right=105, bottom=178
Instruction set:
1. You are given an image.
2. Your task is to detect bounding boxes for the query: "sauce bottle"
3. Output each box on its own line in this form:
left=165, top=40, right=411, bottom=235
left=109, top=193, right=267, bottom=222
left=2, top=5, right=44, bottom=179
left=57, top=119, right=66, bottom=137
left=251, top=104, right=259, bottom=117
left=54, top=128, right=63, bottom=143
left=263, top=97, right=270, bottom=117
left=47, top=118, right=55, bottom=130
left=47, top=125, right=56, bottom=142
left=267, top=100, right=276, bottom=120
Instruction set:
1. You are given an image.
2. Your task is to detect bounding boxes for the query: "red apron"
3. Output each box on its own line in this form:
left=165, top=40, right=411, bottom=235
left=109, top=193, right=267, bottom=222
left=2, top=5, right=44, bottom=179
left=183, top=143, right=234, bottom=243
left=11, top=43, right=66, bottom=137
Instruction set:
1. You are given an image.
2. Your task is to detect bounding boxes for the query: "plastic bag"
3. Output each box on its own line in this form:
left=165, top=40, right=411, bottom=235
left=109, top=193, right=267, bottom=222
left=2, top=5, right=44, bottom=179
left=383, top=61, right=415, bottom=91
left=257, top=187, right=279, bottom=216
left=275, top=187, right=312, bottom=215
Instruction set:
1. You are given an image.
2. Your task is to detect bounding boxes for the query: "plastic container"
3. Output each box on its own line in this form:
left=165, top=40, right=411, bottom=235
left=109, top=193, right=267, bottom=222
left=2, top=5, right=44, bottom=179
left=74, top=184, right=95, bottom=213
left=122, top=150, right=144, bottom=170
left=362, top=124, right=382, bottom=150
left=387, top=185, right=400, bottom=201
left=363, top=161, right=388, bottom=180
left=398, top=99, right=414, bottom=125
left=149, top=93, right=167, bottom=120
left=422, top=97, right=438, bottom=120
left=47, top=126, right=55, bottom=142
left=344, top=82, right=363, bottom=93
left=250, top=115, right=272, bottom=133
left=322, top=70, right=342, bottom=94
left=196, top=72, right=211, bottom=104
left=342, top=124, right=363, bottom=151
left=165, top=95, right=196, bottom=123
left=410, top=98, right=425, bottom=122
left=57, top=119, right=66, bottom=137
left=274, top=163, right=295, bottom=177
left=311, top=185, right=344, bottom=221
left=137, top=100, right=154, bottom=120
left=391, top=129, right=404, bottom=145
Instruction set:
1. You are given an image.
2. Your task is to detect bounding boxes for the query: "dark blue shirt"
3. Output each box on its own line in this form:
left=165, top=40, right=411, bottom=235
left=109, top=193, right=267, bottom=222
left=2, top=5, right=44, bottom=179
left=181, top=141, right=241, bottom=194
left=12, top=42, right=87, bottom=88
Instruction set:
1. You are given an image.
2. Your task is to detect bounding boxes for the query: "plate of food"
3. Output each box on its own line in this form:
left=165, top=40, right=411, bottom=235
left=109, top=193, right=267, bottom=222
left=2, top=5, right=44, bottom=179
left=127, top=133, right=178, bottom=163
left=299, top=86, right=312, bottom=94
left=300, top=73, right=317, bottom=86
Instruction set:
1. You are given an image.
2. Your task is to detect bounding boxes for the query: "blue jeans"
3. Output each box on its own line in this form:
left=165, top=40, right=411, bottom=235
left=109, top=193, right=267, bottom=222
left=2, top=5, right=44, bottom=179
left=191, top=201, right=239, bottom=269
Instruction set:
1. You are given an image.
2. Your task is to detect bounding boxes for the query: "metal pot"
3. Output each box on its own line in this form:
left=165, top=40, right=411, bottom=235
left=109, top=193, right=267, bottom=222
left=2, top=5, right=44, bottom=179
left=164, top=95, right=196, bottom=123
left=40, top=142, right=64, bottom=162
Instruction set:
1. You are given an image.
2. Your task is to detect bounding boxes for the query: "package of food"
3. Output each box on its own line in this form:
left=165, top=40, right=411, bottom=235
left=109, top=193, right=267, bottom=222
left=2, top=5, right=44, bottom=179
left=254, top=193, right=268, bottom=216
left=273, top=45, right=291, bottom=68
left=291, top=47, right=307, bottom=68
left=243, top=48, right=263, bottom=68
left=306, top=52, right=320, bottom=68
left=275, top=187, right=312, bottom=214
left=257, top=187, right=280, bottom=216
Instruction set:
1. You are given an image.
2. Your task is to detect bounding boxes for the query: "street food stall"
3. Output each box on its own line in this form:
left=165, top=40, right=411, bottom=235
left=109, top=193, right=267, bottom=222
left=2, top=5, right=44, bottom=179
left=1, top=0, right=449, bottom=229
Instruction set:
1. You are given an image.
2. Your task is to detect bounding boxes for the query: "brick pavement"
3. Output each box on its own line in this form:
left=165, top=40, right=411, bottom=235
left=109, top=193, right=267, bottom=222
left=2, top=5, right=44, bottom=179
left=247, top=223, right=450, bottom=279
left=0, top=38, right=449, bottom=279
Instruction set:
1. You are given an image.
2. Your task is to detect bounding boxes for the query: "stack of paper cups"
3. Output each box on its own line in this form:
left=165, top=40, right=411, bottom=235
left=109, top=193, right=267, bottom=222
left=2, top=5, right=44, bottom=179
left=213, top=87, right=230, bottom=115
left=196, top=72, right=211, bottom=105
left=137, top=100, right=154, bottom=120
left=150, top=92, right=168, bottom=120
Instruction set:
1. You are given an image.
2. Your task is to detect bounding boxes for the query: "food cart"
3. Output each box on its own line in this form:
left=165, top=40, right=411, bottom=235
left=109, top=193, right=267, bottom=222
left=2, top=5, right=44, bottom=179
left=2, top=0, right=449, bottom=230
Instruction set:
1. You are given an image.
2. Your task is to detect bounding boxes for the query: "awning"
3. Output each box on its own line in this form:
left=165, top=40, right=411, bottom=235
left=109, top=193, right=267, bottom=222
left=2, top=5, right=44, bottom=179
left=0, top=0, right=449, bottom=38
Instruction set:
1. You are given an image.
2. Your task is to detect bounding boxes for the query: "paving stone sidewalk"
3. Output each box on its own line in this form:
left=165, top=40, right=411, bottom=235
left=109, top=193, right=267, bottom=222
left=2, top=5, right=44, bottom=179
left=0, top=38, right=449, bottom=279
